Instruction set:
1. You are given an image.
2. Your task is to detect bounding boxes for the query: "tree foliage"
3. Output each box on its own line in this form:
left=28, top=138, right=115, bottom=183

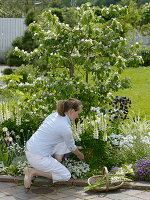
left=9, top=3, right=142, bottom=116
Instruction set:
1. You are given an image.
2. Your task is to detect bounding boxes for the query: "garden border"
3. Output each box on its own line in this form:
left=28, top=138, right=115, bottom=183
left=0, top=175, right=149, bottom=190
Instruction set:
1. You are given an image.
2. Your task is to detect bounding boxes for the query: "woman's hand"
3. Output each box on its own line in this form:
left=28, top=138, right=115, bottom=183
left=77, top=151, right=84, bottom=160
left=72, top=148, right=84, bottom=160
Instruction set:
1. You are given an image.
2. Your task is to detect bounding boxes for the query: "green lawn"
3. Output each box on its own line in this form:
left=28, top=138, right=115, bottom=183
left=115, top=66, right=150, bottom=119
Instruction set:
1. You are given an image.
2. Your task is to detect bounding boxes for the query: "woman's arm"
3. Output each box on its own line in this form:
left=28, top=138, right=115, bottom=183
left=71, top=148, right=84, bottom=160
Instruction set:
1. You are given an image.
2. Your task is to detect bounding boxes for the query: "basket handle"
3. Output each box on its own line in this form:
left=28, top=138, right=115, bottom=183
left=102, top=167, right=109, bottom=191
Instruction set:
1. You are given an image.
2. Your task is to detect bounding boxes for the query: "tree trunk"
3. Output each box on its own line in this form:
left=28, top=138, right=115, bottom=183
left=86, top=71, right=88, bottom=83
left=69, top=65, right=74, bottom=77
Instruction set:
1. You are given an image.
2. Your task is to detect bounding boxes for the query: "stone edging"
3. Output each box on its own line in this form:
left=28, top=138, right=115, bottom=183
left=0, top=175, right=149, bottom=190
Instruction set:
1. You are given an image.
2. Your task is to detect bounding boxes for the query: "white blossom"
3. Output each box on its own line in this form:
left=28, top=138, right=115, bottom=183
left=2, top=127, right=8, bottom=132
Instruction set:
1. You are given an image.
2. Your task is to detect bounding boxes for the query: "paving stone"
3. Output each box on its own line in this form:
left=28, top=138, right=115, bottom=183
left=89, top=197, right=111, bottom=200
left=118, top=189, right=144, bottom=196
left=120, top=197, right=142, bottom=200
left=43, top=191, right=70, bottom=199
left=0, top=196, right=17, bottom=200
left=0, top=187, right=17, bottom=195
left=29, top=197, right=51, bottom=200
left=134, top=191, right=150, bottom=200
left=104, top=190, right=129, bottom=200
left=61, top=196, right=83, bottom=200
left=0, top=183, right=12, bottom=189
left=12, top=190, right=39, bottom=200
left=122, top=182, right=150, bottom=190
left=0, top=177, right=150, bottom=200
left=0, top=193, right=6, bottom=198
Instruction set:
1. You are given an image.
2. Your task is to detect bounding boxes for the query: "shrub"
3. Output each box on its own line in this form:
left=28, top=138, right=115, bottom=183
left=2, top=68, right=13, bottom=75
left=139, top=46, right=150, bottom=66
left=12, top=37, right=23, bottom=50
left=25, top=11, right=38, bottom=26
left=6, top=49, right=27, bottom=67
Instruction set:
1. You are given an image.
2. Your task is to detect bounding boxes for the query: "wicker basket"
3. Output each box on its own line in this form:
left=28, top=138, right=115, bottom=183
left=87, top=167, right=124, bottom=192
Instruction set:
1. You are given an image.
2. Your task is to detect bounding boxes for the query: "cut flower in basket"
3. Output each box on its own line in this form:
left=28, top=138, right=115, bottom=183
left=84, top=166, right=132, bottom=192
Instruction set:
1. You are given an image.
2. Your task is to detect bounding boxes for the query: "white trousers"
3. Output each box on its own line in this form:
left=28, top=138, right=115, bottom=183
left=25, top=142, right=71, bottom=183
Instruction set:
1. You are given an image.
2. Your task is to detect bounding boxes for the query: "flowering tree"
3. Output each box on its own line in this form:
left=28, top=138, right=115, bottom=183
left=13, top=3, right=142, bottom=114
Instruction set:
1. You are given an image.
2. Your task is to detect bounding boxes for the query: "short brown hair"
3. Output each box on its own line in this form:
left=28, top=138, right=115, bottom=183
left=57, top=98, right=82, bottom=116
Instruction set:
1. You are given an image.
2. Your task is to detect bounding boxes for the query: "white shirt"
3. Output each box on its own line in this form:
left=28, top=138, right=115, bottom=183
left=26, top=112, right=77, bottom=156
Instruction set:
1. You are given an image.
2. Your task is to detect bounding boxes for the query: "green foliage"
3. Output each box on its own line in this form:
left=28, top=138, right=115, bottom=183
left=13, top=64, right=39, bottom=83
left=6, top=30, right=37, bottom=67
left=6, top=49, right=27, bottom=67
left=119, top=116, right=150, bottom=162
left=12, top=3, right=142, bottom=111
left=1, top=2, right=150, bottom=177
left=119, top=0, right=141, bottom=29
left=51, top=8, right=64, bottom=22
left=0, top=145, right=9, bottom=166
left=25, top=11, right=38, bottom=26
left=96, top=0, right=121, bottom=7
left=0, top=74, right=23, bottom=86
left=139, top=46, right=150, bottom=66
left=2, top=68, right=13, bottom=75
left=61, top=7, right=79, bottom=27
left=139, top=2, right=150, bottom=25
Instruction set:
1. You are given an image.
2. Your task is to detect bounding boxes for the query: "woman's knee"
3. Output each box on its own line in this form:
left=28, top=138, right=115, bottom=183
left=61, top=170, right=71, bottom=181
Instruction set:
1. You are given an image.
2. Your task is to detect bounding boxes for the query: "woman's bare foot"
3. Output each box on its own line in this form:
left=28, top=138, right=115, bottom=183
left=23, top=167, right=34, bottom=189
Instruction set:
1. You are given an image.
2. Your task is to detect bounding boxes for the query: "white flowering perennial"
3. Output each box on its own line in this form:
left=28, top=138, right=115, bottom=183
left=72, top=110, right=109, bottom=142
left=0, top=100, right=22, bottom=125
left=62, top=158, right=90, bottom=179
left=72, top=122, right=82, bottom=142
left=108, top=132, right=150, bottom=147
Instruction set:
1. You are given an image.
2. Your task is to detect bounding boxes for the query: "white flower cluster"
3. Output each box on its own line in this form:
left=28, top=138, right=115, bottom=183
left=108, top=132, right=150, bottom=147
left=16, top=160, right=31, bottom=176
left=62, top=158, right=90, bottom=179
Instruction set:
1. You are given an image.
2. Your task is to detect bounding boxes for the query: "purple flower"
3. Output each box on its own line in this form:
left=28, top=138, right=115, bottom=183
left=133, top=157, right=150, bottom=181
